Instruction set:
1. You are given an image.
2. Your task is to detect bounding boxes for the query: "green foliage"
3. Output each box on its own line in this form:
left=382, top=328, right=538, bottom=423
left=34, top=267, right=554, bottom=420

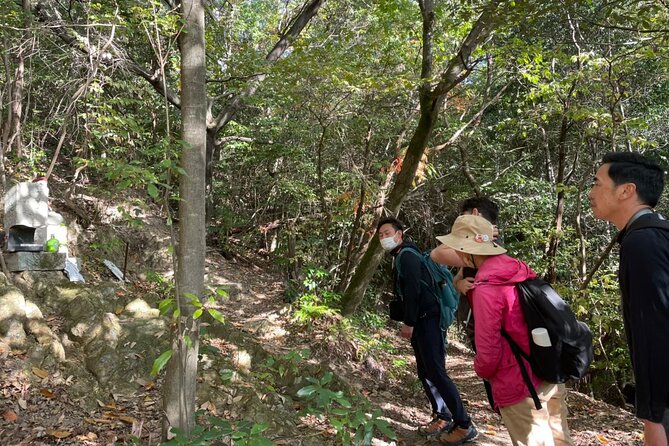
left=160, top=415, right=276, bottom=446
left=297, top=372, right=396, bottom=445
left=254, top=348, right=311, bottom=393
left=151, top=349, right=173, bottom=377
left=292, top=268, right=340, bottom=323
left=388, top=358, right=410, bottom=380
left=566, top=275, right=633, bottom=399
left=148, top=271, right=175, bottom=298
left=259, top=348, right=311, bottom=380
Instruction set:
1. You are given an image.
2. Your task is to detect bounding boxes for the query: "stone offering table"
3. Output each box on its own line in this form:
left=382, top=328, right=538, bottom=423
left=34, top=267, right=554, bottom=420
left=3, top=179, right=68, bottom=272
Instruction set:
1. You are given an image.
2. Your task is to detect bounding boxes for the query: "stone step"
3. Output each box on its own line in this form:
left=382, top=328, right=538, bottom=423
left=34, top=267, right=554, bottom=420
left=4, top=252, right=66, bottom=272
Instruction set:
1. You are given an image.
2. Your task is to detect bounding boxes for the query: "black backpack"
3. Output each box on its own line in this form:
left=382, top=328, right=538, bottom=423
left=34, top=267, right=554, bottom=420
left=502, top=278, right=594, bottom=409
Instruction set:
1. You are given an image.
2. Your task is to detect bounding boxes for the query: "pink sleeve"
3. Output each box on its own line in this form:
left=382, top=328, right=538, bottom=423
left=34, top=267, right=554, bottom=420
left=472, top=285, right=505, bottom=379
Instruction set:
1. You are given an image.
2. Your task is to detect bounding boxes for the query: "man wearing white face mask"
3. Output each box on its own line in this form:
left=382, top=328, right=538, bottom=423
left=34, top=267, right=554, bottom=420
left=377, top=217, right=477, bottom=445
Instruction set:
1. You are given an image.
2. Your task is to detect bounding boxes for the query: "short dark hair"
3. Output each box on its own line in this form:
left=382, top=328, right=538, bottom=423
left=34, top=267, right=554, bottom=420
left=460, top=197, right=499, bottom=224
left=377, top=216, right=403, bottom=232
left=602, top=152, right=665, bottom=207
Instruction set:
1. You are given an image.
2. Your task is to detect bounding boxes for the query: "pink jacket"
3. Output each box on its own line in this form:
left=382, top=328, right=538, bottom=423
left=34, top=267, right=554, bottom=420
left=471, top=254, right=543, bottom=408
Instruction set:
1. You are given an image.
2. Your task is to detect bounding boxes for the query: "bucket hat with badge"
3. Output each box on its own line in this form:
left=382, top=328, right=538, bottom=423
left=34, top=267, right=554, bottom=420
left=436, top=214, right=506, bottom=255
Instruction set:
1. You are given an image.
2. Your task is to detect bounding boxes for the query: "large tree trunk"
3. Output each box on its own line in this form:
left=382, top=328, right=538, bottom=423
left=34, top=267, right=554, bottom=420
left=340, top=0, right=500, bottom=315
left=162, top=0, right=207, bottom=439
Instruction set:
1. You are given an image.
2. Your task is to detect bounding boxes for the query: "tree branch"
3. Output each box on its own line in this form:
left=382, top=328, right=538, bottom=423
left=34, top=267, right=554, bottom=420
left=31, top=1, right=182, bottom=107
left=431, top=77, right=515, bottom=153
left=432, top=4, right=500, bottom=98
left=211, top=0, right=326, bottom=133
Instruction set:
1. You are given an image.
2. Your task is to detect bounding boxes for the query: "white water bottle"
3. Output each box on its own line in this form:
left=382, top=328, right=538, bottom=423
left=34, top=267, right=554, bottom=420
left=531, top=327, right=552, bottom=347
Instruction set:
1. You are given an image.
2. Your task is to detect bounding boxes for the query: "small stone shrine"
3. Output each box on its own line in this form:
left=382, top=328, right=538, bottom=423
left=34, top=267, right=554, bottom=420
left=3, top=179, right=68, bottom=272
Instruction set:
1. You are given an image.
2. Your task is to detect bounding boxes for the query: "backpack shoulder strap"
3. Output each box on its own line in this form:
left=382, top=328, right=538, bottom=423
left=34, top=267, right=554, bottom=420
left=501, top=329, right=542, bottom=410
left=394, top=247, right=425, bottom=300
left=395, top=246, right=422, bottom=277
left=396, top=246, right=435, bottom=282
left=396, top=246, right=444, bottom=305
left=627, top=214, right=669, bottom=233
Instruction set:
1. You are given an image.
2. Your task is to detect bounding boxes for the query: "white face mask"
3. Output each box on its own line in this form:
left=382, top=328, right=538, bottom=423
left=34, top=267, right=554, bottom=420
left=380, top=235, right=399, bottom=251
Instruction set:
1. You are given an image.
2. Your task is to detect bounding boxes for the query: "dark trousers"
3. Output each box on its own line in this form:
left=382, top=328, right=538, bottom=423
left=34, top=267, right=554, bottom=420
left=411, top=315, right=471, bottom=428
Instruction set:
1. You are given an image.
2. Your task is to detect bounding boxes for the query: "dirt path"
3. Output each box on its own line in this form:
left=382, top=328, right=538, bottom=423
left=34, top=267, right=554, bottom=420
left=208, top=252, right=644, bottom=446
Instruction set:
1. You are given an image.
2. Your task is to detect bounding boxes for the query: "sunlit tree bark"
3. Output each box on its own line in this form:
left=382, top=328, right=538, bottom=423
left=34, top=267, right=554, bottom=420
left=161, top=0, right=206, bottom=439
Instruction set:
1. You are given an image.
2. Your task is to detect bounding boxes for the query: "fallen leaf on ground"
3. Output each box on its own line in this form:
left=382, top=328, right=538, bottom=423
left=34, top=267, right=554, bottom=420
left=32, top=367, right=49, bottom=379
left=47, top=429, right=71, bottom=439
left=119, top=415, right=136, bottom=424
left=40, top=388, right=55, bottom=398
left=3, top=410, right=17, bottom=422
left=77, top=432, right=98, bottom=441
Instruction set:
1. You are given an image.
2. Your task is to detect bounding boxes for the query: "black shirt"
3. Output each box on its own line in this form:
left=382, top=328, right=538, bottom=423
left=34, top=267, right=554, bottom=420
left=617, top=212, right=669, bottom=422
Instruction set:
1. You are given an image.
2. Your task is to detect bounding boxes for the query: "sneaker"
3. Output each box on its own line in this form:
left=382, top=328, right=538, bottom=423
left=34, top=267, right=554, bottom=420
left=438, top=424, right=479, bottom=445
left=418, top=417, right=454, bottom=436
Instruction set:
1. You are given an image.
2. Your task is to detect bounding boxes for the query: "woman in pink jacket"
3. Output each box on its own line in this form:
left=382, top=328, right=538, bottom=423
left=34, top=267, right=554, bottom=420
left=436, top=214, right=574, bottom=446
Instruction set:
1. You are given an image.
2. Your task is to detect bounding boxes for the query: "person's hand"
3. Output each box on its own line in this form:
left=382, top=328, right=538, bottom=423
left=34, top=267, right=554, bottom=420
left=455, top=277, right=475, bottom=295
left=400, top=324, right=413, bottom=339
left=643, top=420, right=668, bottom=446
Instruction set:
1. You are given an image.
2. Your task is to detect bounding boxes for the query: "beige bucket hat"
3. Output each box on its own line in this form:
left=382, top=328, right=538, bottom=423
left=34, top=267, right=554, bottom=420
left=436, top=214, right=507, bottom=255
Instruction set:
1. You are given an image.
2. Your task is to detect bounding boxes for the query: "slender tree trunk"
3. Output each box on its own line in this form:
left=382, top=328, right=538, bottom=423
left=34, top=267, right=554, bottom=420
left=316, top=124, right=331, bottom=247
left=544, top=112, right=568, bottom=283
left=205, top=129, right=217, bottom=221
left=337, top=123, right=373, bottom=293
left=6, top=0, right=32, bottom=158
left=2, top=42, right=14, bottom=157
left=459, top=144, right=482, bottom=196
left=287, top=219, right=299, bottom=281
left=580, top=236, right=617, bottom=291
left=0, top=40, right=10, bottom=192
left=341, top=1, right=500, bottom=315
left=162, top=0, right=206, bottom=439
left=7, top=51, right=24, bottom=157
left=545, top=80, right=575, bottom=282
left=575, top=175, right=588, bottom=282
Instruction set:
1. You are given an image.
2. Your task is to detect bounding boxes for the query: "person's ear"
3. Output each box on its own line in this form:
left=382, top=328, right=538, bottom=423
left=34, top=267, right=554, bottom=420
left=619, top=183, right=637, bottom=199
